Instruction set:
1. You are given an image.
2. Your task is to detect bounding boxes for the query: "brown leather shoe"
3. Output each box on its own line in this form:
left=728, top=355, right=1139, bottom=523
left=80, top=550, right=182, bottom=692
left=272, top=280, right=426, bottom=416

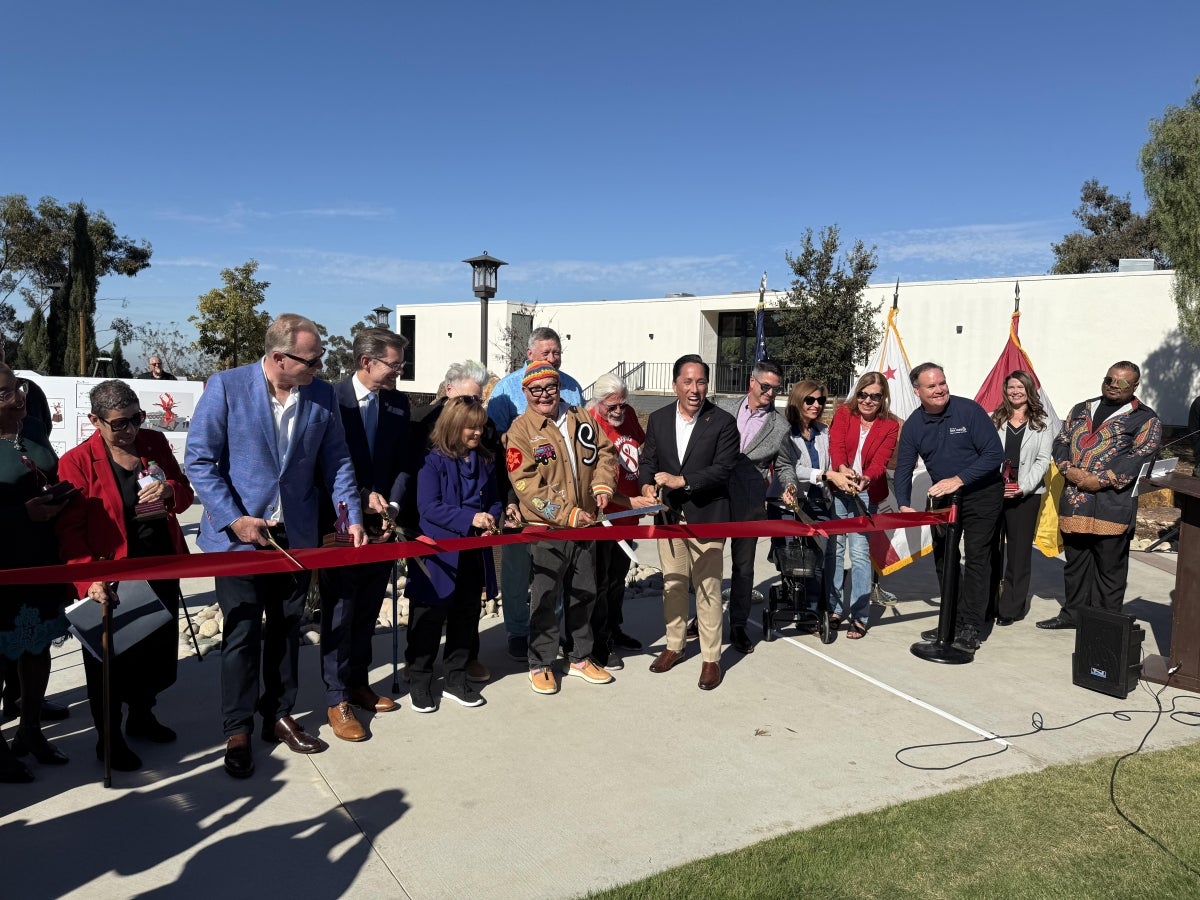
left=263, top=716, right=326, bottom=754
left=649, top=648, right=686, bottom=673
left=698, top=661, right=723, bottom=691
left=349, top=686, right=398, bottom=713
left=224, top=733, right=254, bottom=778
left=327, top=702, right=367, bottom=742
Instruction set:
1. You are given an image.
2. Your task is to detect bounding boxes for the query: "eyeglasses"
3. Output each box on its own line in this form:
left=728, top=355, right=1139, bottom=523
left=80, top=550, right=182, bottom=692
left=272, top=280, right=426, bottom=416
left=99, top=410, right=146, bottom=431
left=753, top=378, right=782, bottom=395
left=0, top=380, right=29, bottom=402
left=857, top=391, right=883, bottom=403
left=282, top=350, right=325, bottom=368
left=526, top=384, right=560, bottom=398
left=370, top=356, right=405, bottom=375
left=1103, top=376, right=1137, bottom=389
left=803, top=395, right=828, bottom=406
left=600, top=401, right=628, bottom=412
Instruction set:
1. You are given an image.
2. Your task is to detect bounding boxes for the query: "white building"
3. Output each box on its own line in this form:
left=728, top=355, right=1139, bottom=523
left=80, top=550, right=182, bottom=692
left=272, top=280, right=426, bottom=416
left=391, top=268, right=1196, bottom=425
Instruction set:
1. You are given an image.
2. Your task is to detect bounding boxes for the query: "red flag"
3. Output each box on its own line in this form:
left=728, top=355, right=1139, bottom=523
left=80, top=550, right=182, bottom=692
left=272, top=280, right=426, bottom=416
left=974, top=310, right=1064, bottom=558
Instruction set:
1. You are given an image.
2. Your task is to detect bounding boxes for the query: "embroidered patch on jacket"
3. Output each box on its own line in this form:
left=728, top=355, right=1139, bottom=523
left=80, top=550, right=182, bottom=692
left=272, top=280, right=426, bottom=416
left=577, top=421, right=598, bottom=466
left=531, top=497, right=560, bottom=520
left=533, top=442, right=557, bottom=466
left=515, top=479, right=527, bottom=492
left=506, top=448, right=523, bottom=472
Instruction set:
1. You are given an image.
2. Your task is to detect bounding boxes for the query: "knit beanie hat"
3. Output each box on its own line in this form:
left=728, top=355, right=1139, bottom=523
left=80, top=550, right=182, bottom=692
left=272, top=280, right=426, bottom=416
left=522, top=361, right=559, bottom=388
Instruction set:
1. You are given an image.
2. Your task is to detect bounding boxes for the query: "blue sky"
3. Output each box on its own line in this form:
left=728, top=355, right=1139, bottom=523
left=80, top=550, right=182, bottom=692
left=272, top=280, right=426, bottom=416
left=5, top=1, right=1197, bottom=357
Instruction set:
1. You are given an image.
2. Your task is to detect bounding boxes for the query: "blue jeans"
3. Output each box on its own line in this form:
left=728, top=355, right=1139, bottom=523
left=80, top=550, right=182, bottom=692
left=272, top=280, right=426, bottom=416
left=829, top=491, right=878, bottom=625
left=501, top=543, right=532, bottom=639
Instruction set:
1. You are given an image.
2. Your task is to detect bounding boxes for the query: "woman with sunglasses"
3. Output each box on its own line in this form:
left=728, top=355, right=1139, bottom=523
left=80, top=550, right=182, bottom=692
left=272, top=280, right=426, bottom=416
left=56, top=380, right=194, bottom=772
left=772, top=380, right=837, bottom=614
left=988, top=371, right=1053, bottom=626
left=404, top=396, right=504, bottom=712
left=825, top=372, right=901, bottom=638
left=586, top=373, right=646, bottom=668
left=0, top=367, right=74, bottom=782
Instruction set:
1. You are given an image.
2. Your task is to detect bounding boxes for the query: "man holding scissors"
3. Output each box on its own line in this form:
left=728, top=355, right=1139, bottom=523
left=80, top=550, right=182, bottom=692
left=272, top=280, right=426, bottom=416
left=186, top=314, right=365, bottom=778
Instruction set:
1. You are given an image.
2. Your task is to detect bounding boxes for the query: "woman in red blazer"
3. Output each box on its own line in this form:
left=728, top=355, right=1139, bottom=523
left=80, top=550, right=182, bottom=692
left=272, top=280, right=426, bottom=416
left=826, top=372, right=900, bottom=638
left=57, top=380, right=194, bottom=772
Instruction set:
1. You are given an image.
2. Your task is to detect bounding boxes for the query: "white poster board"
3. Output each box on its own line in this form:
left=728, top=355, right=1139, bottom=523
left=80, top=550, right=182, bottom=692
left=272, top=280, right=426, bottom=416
left=15, top=372, right=206, bottom=468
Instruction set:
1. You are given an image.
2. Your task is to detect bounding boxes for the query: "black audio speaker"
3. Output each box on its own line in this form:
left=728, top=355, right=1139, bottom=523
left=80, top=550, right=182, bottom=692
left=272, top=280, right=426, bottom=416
left=1072, top=608, right=1144, bottom=699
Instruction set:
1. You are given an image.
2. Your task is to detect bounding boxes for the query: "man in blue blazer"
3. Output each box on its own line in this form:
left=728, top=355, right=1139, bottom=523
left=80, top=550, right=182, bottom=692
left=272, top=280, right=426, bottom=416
left=186, top=313, right=365, bottom=779
left=317, top=328, right=411, bottom=742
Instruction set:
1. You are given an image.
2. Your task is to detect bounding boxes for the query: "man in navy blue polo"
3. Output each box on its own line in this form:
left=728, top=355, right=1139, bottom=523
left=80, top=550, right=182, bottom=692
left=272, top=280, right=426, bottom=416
left=895, top=362, right=1004, bottom=654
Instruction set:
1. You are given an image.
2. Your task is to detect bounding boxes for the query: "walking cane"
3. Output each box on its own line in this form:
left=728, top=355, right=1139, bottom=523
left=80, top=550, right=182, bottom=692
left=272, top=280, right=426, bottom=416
left=390, top=560, right=401, bottom=695
left=177, top=585, right=202, bottom=660
left=101, top=584, right=115, bottom=788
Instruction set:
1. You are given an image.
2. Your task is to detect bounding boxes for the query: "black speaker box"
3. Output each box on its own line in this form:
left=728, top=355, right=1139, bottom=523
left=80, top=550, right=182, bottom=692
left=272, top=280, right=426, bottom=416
left=1072, top=608, right=1144, bottom=699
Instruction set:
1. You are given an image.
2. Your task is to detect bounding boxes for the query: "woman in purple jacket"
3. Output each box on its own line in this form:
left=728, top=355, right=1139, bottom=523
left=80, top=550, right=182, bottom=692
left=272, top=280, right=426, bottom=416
left=405, top=397, right=503, bottom=713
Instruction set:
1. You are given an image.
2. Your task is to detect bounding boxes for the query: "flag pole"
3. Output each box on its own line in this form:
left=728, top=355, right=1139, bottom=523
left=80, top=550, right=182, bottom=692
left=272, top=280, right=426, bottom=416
left=1014, top=280, right=1020, bottom=313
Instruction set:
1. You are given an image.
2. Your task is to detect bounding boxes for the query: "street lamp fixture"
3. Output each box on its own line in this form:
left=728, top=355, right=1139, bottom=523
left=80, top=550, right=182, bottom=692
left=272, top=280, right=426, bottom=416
left=463, top=252, right=506, bottom=366
left=372, top=304, right=392, bottom=329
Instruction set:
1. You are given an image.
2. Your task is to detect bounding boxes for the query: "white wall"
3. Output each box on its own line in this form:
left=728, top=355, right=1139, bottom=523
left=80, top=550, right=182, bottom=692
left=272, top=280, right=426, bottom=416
left=394, top=270, right=1198, bottom=424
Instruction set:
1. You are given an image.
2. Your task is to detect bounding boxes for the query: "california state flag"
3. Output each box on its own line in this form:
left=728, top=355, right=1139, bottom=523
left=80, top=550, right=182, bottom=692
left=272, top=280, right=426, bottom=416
left=868, top=305, right=933, bottom=575
left=974, top=309, right=1063, bottom=557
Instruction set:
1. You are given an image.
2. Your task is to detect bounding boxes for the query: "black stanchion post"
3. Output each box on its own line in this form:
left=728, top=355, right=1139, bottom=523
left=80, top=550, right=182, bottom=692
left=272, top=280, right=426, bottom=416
left=911, top=492, right=973, bottom=665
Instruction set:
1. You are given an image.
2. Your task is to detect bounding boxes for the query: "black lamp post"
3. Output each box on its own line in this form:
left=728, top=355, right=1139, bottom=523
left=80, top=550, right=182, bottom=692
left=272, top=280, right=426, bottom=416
left=372, top=304, right=392, bottom=329
left=463, top=252, right=506, bottom=365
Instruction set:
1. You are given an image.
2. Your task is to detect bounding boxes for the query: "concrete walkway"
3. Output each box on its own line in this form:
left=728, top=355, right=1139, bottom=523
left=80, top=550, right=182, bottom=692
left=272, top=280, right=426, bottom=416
left=2, top=509, right=1195, bottom=899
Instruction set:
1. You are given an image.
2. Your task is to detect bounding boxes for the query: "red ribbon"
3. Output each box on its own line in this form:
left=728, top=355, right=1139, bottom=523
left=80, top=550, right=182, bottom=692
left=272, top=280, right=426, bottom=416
left=0, top=510, right=952, bottom=587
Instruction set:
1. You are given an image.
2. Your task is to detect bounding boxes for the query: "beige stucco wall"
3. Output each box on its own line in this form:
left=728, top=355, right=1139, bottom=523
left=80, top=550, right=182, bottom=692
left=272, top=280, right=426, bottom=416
left=393, top=269, right=1197, bottom=425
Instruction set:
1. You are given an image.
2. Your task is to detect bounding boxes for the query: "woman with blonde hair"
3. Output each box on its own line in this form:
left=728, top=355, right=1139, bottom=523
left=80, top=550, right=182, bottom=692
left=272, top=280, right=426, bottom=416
left=825, top=372, right=900, bottom=638
left=989, top=370, right=1053, bottom=625
left=405, top=397, right=504, bottom=712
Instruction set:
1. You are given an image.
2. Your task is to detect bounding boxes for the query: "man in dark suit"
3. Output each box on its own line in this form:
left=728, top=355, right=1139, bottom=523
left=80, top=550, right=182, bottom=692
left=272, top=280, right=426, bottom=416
left=716, top=359, right=789, bottom=654
left=186, top=314, right=365, bottom=778
left=634, top=354, right=738, bottom=690
left=317, top=328, right=411, bottom=741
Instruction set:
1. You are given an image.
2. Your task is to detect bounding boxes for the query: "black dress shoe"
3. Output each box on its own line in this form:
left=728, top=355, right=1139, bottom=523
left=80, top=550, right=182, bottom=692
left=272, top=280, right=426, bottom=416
left=920, top=627, right=940, bottom=642
left=224, top=734, right=254, bottom=779
left=1036, top=616, right=1076, bottom=630
left=96, top=739, right=142, bottom=772
left=41, top=699, right=69, bottom=720
left=611, top=630, right=643, bottom=651
left=11, top=728, right=69, bottom=765
left=0, top=751, right=33, bottom=783
left=263, top=716, right=325, bottom=754
left=996, top=617, right=1015, bottom=627
left=731, top=625, right=754, bottom=654
left=126, top=713, right=177, bottom=743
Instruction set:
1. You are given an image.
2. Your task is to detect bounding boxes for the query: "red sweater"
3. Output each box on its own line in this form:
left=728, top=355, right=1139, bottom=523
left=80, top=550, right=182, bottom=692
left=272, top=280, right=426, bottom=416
left=590, top=409, right=646, bottom=509
left=827, top=405, right=900, bottom=504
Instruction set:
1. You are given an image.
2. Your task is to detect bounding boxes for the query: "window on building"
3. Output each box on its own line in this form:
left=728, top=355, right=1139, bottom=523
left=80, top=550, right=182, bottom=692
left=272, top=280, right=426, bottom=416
left=399, top=315, right=415, bottom=381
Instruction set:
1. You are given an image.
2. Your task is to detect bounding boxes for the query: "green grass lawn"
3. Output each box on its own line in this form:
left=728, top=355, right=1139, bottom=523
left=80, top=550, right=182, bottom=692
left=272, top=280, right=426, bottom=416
left=589, top=742, right=1200, bottom=900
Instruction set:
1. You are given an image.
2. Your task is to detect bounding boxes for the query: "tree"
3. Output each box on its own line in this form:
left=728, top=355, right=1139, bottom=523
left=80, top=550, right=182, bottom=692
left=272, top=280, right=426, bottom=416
left=1141, top=80, right=1200, bottom=345
left=492, top=300, right=539, bottom=376
left=1050, top=179, right=1167, bottom=274
left=108, top=335, right=133, bottom=379
left=15, top=306, right=49, bottom=372
left=773, top=225, right=880, bottom=384
left=131, top=320, right=218, bottom=380
left=62, top=208, right=99, bottom=376
left=189, top=260, right=272, bottom=370
left=318, top=319, right=369, bottom=383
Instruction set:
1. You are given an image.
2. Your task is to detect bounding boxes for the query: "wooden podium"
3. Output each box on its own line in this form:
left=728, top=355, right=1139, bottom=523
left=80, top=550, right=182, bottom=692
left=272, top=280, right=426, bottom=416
left=1142, top=472, right=1200, bottom=693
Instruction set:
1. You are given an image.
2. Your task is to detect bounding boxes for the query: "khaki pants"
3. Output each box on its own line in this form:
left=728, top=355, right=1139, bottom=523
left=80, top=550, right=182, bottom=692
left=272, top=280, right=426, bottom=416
left=658, top=536, right=725, bottom=662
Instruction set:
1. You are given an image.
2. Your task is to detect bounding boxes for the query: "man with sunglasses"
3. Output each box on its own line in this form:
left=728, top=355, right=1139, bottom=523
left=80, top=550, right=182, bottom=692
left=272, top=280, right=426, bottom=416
left=486, top=327, right=584, bottom=662
left=503, top=360, right=617, bottom=694
left=1037, top=361, right=1161, bottom=631
left=896, top=362, right=1004, bottom=655
left=316, top=328, right=411, bottom=741
left=716, top=360, right=789, bottom=653
left=187, top=314, right=366, bottom=778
